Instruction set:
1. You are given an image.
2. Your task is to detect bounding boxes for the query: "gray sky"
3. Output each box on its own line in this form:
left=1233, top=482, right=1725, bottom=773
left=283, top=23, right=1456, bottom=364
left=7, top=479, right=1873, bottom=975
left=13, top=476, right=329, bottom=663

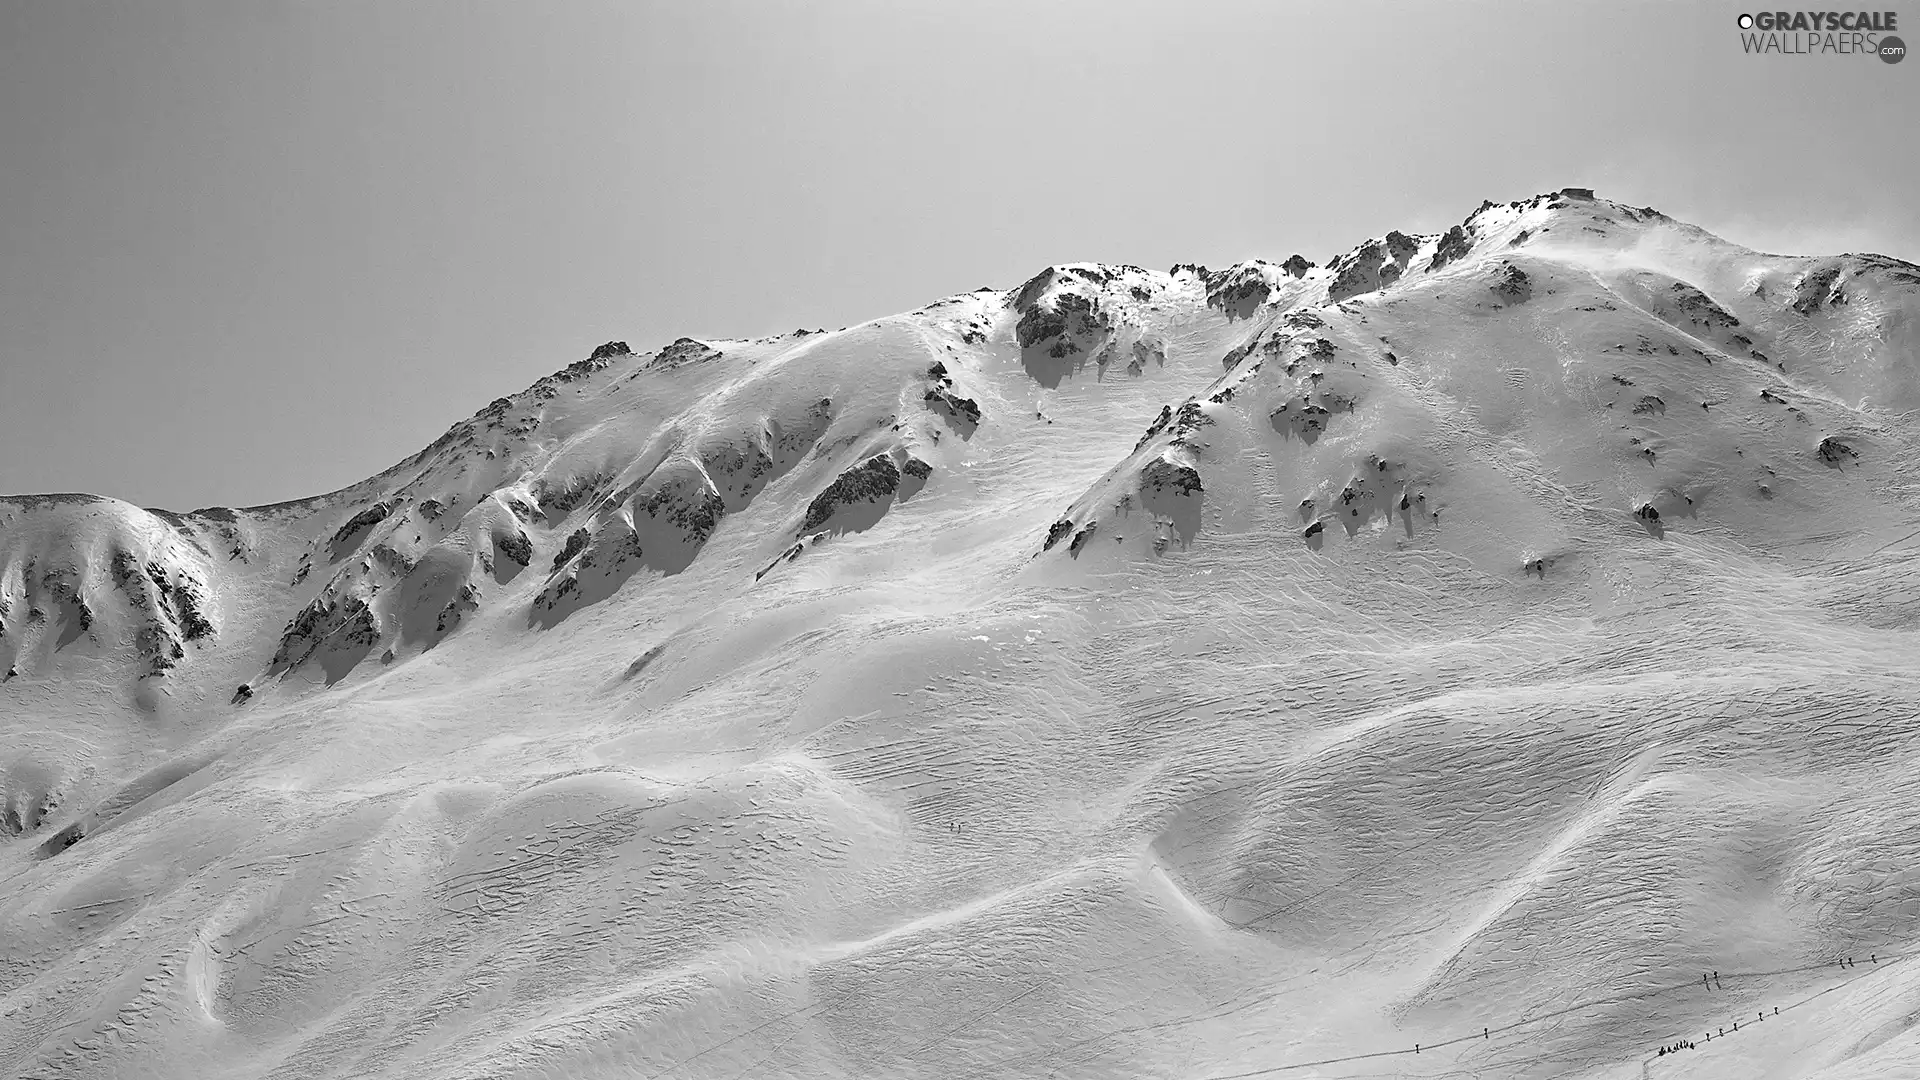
left=1, top=0, right=1913, bottom=511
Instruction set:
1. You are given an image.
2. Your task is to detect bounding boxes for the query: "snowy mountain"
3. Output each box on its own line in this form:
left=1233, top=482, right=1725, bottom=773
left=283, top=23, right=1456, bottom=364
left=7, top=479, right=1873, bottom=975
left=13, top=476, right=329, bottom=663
left=4, top=188, right=1919, bottom=1080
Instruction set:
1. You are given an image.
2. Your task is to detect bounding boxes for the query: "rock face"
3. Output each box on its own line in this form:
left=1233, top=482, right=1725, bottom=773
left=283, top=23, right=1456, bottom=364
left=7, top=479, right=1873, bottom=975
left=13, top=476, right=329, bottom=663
left=329, top=501, right=397, bottom=560
left=1427, top=225, right=1474, bottom=271
left=1204, top=262, right=1280, bottom=319
left=1139, top=458, right=1203, bottom=498
left=924, top=362, right=982, bottom=431
left=1817, top=436, right=1859, bottom=463
left=648, top=337, right=723, bottom=369
left=1016, top=291, right=1104, bottom=358
left=1327, top=234, right=1421, bottom=302
left=494, top=528, right=533, bottom=570
left=552, top=527, right=590, bottom=574
left=0, top=497, right=220, bottom=679
left=1491, top=264, right=1533, bottom=304
left=107, top=548, right=215, bottom=674
left=1668, top=281, right=1738, bottom=330
left=803, top=455, right=902, bottom=531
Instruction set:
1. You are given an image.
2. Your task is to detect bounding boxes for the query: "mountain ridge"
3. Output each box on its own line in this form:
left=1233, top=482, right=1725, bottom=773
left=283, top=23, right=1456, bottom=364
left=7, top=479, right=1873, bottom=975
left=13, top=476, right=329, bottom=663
left=3, top=187, right=1919, bottom=1080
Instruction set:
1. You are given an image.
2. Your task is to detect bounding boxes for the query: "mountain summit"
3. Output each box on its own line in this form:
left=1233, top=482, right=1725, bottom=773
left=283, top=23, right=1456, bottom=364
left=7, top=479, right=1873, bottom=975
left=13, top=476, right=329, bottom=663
left=4, top=189, right=1919, bottom=1080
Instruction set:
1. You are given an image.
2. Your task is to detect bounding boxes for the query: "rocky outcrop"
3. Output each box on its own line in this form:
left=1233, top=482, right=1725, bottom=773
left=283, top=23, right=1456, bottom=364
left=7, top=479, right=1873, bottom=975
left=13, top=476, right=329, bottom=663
left=1017, top=292, right=1104, bottom=358
left=1668, top=282, right=1738, bottom=330
left=329, top=500, right=397, bottom=560
left=1204, top=263, right=1281, bottom=319
left=531, top=521, right=645, bottom=620
left=648, top=337, right=723, bottom=370
left=1044, top=519, right=1075, bottom=551
left=1140, top=458, right=1203, bottom=498
left=494, top=528, right=533, bottom=570
left=1491, top=264, right=1533, bottom=304
left=552, top=527, right=591, bottom=573
left=1328, top=236, right=1421, bottom=303
left=106, top=549, right=215, bottom=674
left=1270, top=387, right=1355, bottom=444
left=636, top=478, right=727, bottom=548
left=803, top=455, right=902, bottom=531
left=0, top=760, right=64, bottom=838
left=1427, top=225, right=1473, bottom=272
left=1817, top=436, right=1859, bottom=464
left=435, top=583, right=481, bottom=634
left=269, top=593, right=380, bottom=674
left=924, top=362, right=982, bottom=430
left=533, top=472, right=612, bottom=524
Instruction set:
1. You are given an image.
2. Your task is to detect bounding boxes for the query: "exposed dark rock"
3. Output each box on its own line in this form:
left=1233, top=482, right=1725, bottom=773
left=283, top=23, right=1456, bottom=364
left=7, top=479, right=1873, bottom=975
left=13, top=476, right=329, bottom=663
left=436, top=583, right=481, bottom=634
left=1669, top=282, right=1739, bottom=329
left=1791, top=264, right=1846, bottom=316
left=649, top=337, right=722, bottom=369
left=1328, top=239, right=1391, bottom=302
left=330, top=501, right=396, bottom=558
left=1140, top=458, right=1203, bottom=498
left=534, top=473, right=611, bottom=523
left=638, top=482, right=727, bottom=543
left=901, top=457, right=932, bottom=480
left=1385, top=230, right=1418, bottom=264
left=1135, top=405, right=1176, bottom=451
left=1281, top=255, right=1314, bottom=278
left=1127, top=337, right=1166, bottom=375
left=925, top=387, right=982, bottom=427
left=589, top=340, right=633, bottom=361
left=1817, top=436, right=1859, bottom=463
left=1427, top=225, right=1473, bottom=272
left=1016, top=292, right=1104, bottom=358
left=171, top=578, right=213, bottom=642
left=700, top=439, right=779, bottom=511
left=496, top=529, right=533, bottom=568
left=1044, top=519, right=1075, bottom=551
left=269, top=593, right=380, bottom=675
left=1204, top=264, right=1277, bottom=319
left=803, top=455, right=902, bottom=531
left=1492, top=264, right=1532, bottom=304
left=1167, top=401, right=1213, bottom=443
left=552, top=527, right=591, bottom=573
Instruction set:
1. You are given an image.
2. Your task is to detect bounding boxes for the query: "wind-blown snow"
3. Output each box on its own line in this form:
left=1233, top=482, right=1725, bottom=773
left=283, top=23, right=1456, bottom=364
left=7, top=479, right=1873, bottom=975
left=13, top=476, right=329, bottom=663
left=3, top=190, right=1920, bottom=1080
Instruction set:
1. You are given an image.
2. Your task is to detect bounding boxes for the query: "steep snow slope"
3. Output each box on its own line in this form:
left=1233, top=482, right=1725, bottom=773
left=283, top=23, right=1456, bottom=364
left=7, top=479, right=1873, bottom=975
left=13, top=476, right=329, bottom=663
left=3, top=190, right=1920, bottom=1080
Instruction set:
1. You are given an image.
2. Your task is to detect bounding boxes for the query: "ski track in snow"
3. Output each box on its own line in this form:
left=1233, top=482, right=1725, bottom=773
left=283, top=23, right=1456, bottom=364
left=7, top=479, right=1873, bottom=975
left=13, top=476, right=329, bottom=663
left=3, top=191, right=1920, bottom=1079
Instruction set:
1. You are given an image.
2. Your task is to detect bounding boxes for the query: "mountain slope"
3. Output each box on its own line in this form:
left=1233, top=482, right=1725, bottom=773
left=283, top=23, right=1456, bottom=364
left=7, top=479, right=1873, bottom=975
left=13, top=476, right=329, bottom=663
left=3, top=189, right=1920, bottom=1080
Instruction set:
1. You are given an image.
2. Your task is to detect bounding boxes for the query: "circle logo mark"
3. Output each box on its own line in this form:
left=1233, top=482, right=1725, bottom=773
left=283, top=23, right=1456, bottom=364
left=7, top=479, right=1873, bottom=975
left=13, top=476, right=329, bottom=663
left=1882, top=35, right=1907, bottom=63
left=1738, top=13, right=1754, bottom=29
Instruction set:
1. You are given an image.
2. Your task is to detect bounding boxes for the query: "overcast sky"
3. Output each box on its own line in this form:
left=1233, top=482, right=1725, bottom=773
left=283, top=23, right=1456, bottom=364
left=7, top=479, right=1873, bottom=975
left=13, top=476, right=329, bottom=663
left=1, top=0, right=1913, bottom=510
